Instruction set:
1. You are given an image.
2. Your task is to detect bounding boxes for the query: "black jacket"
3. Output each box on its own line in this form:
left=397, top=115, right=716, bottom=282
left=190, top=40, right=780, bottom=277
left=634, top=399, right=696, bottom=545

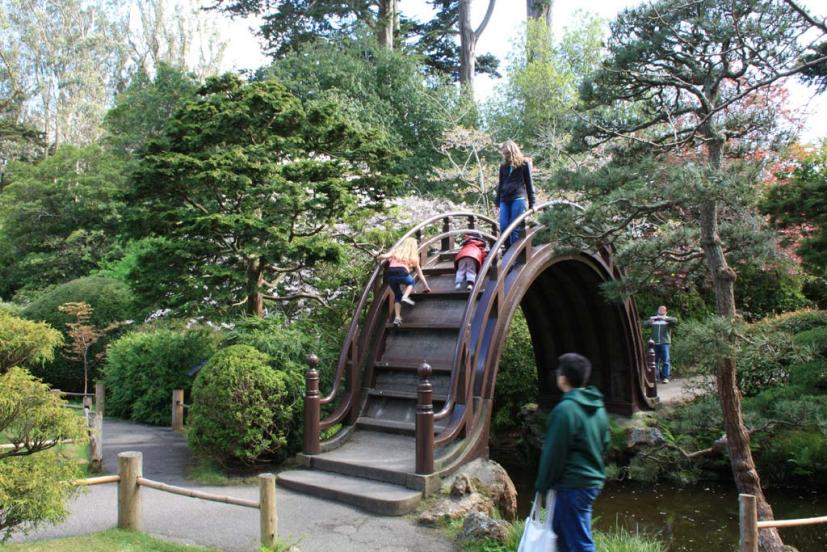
left=495, top=161, right=536, bottom=208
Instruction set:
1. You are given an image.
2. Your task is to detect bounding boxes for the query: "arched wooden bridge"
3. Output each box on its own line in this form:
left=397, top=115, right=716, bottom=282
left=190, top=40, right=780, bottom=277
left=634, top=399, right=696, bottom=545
left=278, top=203, right=658, bottom=514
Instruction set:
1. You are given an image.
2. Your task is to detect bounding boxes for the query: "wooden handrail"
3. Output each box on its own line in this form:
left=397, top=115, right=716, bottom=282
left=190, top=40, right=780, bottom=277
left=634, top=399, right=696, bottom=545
left=434, top=201, right=581, bottom=446
left=757, top=515, right=827, bottom=529
left=739, top=494, right=827, bottom=551
left=317, top=212, right=497, bottom=432
left=137, top=477, right=260, bottom=509
left=73, top=475, right=120, bottom=486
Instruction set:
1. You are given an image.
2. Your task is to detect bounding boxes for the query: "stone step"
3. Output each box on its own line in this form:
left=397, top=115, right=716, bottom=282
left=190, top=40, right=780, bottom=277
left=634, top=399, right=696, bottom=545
left=277, top=469, right=422, bottom=515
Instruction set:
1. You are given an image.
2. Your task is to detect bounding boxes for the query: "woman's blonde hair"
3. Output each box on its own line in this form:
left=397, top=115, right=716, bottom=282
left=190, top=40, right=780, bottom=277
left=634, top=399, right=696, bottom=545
left=501, top=140, right=525, bottom=167
left=389, top=237, right=420, bottom=265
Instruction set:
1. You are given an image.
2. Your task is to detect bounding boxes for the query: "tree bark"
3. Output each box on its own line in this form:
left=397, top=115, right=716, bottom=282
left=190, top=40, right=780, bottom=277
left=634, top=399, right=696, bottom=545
left=246, top=256, right=264, bottom=317
left=527, top=0, right=553, bottom=28
left=377, top=0, right=395, bottom=50
left=701, top=138, right=785, bottom=552
left=459, top=0, right=496, bottom=98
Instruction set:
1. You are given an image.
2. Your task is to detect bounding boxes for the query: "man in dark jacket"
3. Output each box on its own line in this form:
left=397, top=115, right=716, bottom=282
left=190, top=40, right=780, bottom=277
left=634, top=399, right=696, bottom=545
left=642, top=305, right=678, bottom=383
left=535, top=353, right=610, bottom=552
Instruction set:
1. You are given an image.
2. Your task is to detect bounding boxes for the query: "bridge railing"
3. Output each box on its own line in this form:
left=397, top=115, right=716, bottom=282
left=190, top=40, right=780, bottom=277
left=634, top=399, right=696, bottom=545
left=303, top=211, right=497, bottom=454
left=432, top=201, right=581, bottom=450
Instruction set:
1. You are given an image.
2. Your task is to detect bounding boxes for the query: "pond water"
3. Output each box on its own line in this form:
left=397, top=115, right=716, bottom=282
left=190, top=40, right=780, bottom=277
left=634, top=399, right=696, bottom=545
left=493, top=453, right=827, bottom=551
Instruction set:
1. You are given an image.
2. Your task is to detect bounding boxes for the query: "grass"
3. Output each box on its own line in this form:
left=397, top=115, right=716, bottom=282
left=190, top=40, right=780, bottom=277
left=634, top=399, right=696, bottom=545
left=3, top=529, right=217, bottom=551
left=446, top=516, right=666, bottom=552
left=184, top=455, right=261, bottom=486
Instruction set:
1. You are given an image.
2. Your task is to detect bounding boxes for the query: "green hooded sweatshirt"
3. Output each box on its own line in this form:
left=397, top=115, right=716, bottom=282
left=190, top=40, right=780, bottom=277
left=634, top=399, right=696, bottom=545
left=535, top=386, right=610, bottom=492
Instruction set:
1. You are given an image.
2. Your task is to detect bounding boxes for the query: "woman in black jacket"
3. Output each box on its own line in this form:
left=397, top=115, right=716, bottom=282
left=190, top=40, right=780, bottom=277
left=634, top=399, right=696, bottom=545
left=495, top=140, right=536, bottom=247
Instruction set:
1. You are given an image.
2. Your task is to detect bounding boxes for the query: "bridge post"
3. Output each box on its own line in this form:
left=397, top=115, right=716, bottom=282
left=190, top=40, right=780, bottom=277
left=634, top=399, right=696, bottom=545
left=416, top=361, right=435, bottom=475
left=303, top=354, right=321, bottom=455
left=646, top=339, right=658, bottom=397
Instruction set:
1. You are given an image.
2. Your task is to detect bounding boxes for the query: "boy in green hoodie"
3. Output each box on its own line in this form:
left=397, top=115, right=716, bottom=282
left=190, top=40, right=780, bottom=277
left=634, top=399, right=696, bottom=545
left=535, top=353, right=610, bottom=552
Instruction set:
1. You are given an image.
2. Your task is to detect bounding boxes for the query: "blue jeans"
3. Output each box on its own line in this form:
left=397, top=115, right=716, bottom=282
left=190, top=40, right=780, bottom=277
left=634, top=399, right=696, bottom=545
left=553, top=487, right=601, bottom=552
left=655, top=343, right=671, bottom=380
left=385, top=267, right=415, bottom=303
left=498, top=197, right=527, bottom=246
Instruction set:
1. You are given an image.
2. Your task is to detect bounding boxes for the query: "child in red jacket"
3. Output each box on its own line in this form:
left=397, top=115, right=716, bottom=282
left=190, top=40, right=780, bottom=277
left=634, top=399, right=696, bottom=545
left=455, top=233, right=488, bottom=291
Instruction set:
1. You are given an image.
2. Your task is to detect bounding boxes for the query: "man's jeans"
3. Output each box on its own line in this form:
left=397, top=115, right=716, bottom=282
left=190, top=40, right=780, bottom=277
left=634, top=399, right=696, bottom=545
left=552, top=487, right=601, bottom=552
left=498, top=197, right=527, bottom=246
left=655, top=343, right=671, bottom=380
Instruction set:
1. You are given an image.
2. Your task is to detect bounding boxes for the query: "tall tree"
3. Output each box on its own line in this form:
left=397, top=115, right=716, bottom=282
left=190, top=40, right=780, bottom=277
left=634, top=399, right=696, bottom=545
left=211, top=0, right=398, bottom=54
left=406, top=0, right=499, bottom=81
left=0, top=145, right=126, bottom=298
left=126, top=74, right=400, bottom=317
left=526, top=0, right=553, bottom=62
left=567, top=1, right=826, bottom=549
left=458, top=0, right=496, bottom=97
left=0, top=0, right=125, bottom=149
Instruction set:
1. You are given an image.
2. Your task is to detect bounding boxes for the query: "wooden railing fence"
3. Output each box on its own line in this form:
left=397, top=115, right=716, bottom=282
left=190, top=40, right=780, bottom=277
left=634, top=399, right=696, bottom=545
left=171, top=389, right=189, bottom=432
left=51, top=382, right=106, bottom=470
left=74, top=451, right=278, bottom=548
left=739, top=494, right=827, bottom=551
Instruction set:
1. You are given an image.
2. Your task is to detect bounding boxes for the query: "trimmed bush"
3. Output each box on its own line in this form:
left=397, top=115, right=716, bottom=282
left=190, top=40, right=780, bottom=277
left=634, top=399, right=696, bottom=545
left=103, top=326, right=222, bottom=425
left=788, top=360, right=827, bottom=391
left=20, top=277, right=136, bottom=391
left=187, top=345, right=302, bottom=466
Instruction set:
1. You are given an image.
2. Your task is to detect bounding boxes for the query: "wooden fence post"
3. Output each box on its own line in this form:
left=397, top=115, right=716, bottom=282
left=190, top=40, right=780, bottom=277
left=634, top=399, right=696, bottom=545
left=303, top=354, right=321, bottom=455
left=259, top=473, right=277, bottom=548
left=95, top=382, right=105, bottom=417
left=171, top=389, right=184, bottom=432
left=646, top=339, right=658, bottom=397
left=415, top=361, right=434, bottom=475
left=740, top=493, right=758, bottom=552
left=118, top=451, right=142, bottom=531
left=89, top=413, right=103, bottom=472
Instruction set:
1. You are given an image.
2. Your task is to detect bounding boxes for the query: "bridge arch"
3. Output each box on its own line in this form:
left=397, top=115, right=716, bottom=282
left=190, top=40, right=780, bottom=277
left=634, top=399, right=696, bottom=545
left=482, top=250, right=648, bottom=419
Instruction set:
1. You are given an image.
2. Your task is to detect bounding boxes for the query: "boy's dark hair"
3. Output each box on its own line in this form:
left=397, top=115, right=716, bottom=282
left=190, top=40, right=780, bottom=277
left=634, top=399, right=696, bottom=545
left=557, top=353, right=592, bottom=388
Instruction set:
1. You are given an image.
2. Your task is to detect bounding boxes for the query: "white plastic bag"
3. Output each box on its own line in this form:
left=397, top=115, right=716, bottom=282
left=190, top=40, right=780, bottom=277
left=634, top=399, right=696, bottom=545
left=517, top=490, right=557, bottom=552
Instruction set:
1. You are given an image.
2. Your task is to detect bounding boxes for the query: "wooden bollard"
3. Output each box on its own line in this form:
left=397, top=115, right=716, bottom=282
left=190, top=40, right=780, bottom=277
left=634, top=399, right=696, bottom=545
left=739, top=494, right=758, bottom=552
left=95, top=382, right=105, bottom=417
left=303, top=354, right=321, bottom=455
left=89, top=412, right=103, bottom=472
left=646, top=339, right=658, bottom=397
left=171, top=389, right=184, bottom=432
left=415, top=361, right=434, bottom=475
left=118, top=451, right=142, bottom=531
left=259, top=473, right=277, bottom=548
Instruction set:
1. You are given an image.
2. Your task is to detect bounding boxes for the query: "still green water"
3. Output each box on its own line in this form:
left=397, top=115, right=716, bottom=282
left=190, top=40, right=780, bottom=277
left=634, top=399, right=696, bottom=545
left=496, top=458, right=827, bottom=551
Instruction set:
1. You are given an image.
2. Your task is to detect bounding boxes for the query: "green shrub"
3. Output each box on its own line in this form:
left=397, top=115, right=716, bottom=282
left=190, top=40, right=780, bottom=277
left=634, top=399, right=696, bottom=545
left=492, top=309, right=538, bottom=432
left=187, top=345, right=302, bottom=466
left=734, top=262, right=810, bottom=322
left=788, top=360, right=827, bottom=391
left=751, top=309, right=827, bottom=335
left=0, top=310, right=63, bottom=374
left=0, top=368, right=88, bottom=540
left=20, top=277, right=136, bottom=391
left=103, top=325, right=222, bottom=425
left=794, top=327, right=827, bottom=357
left=758, top=429, right=827, bottom=482
left=593, top=524, right=667, bottom=552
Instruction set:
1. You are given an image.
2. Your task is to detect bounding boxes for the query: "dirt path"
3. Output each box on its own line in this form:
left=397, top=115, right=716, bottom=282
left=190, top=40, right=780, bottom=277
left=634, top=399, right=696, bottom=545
left=10, top=420, right=454, bottom=552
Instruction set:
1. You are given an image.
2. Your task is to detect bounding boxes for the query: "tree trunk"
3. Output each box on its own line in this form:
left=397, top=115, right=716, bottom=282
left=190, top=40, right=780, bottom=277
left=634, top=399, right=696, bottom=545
left=459, top=0, right=476, bottom=97
left=246, top=257, right=264, bottom=317
left=527, top=0, right=553, bottom=28
left=377, top=0, right=395, bottom=50
left=701, top=139, right=785, bottom=552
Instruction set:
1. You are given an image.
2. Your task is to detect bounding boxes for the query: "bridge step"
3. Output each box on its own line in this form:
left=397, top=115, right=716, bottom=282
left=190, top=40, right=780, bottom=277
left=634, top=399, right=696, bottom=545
left=277, top=470, right=422, bottom=515
left=373, top=359, right=452, bottom=372
left=367, top=388, right=448, bottom=402
left=356, top=415, right=447, bottom=435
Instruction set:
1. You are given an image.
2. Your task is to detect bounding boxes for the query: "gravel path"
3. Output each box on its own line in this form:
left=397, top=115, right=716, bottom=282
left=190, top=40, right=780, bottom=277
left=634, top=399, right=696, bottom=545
left=10, top=420, right=454, bottom=552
